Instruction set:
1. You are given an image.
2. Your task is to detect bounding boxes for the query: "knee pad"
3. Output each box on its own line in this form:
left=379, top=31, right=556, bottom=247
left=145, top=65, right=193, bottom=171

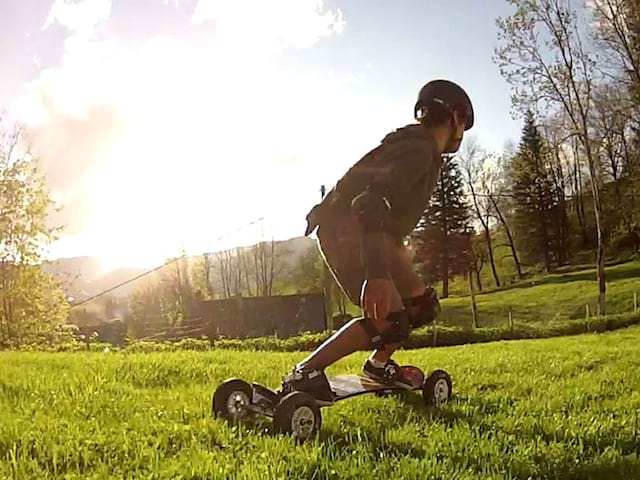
left=382, top=310, right=411, bottom=344
left=402, top=287, right=441, bottom=328
left=356, top=310, right=411, bottom=350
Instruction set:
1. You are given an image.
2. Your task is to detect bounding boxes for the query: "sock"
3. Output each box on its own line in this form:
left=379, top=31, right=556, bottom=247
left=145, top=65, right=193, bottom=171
left=368, top=357, right=387, bottom=368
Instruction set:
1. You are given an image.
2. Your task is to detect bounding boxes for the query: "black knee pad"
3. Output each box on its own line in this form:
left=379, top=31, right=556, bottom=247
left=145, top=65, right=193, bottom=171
left=382, top=310, right=411, bottom=344
left=356, top=310, right=411, bottom=350
left=403, top=287, right=441, bottom=328
left=356, top=316, right=385, bottom=349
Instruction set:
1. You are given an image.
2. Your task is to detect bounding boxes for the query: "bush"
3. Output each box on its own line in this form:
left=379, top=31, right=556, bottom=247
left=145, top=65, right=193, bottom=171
left=6, top=314, right=640, bottom=353
left=210, top=313, right=640, bottom=352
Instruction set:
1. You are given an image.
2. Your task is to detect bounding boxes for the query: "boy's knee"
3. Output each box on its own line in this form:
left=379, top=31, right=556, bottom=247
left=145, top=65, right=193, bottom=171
left=357, top=310, right=411, bottom=349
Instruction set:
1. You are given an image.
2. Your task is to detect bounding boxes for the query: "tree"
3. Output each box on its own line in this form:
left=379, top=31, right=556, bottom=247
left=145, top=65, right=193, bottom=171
left=496, top=0, right=608, bottom=313
left=0, top=123, right=68, bottom=345
left=540, top=111, right=573, bottom=263
left=459, top=138, right=502, bottom=288
left=484, top=154, right=525, bottom=278
left=252, top=240, right=278, bottom=297
left=412, top=155, right=471, bottom=298
left=291, top=245, right=324, bottom=294
left=509, top=110, right=562, bottom=272
left=590, top=0, right=640, bottom=107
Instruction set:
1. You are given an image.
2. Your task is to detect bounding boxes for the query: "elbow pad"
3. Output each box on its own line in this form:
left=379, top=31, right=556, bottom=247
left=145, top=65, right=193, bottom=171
left=350, top=188, right=392, bottom=234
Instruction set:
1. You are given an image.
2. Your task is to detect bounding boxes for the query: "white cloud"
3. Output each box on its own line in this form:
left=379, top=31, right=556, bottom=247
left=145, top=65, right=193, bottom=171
left=13, top=0, right=366, bottom=267
left=43, top=0, right=112, bottom=36
left=191, top=0, right=345, bottom=55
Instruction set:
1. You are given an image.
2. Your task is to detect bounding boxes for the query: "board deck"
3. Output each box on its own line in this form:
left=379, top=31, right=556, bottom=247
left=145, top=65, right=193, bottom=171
left=328, top=373, right=420, bottom=400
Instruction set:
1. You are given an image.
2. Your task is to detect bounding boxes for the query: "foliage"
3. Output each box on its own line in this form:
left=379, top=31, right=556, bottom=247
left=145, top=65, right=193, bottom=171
left=0, top=123, right=69, bottom=346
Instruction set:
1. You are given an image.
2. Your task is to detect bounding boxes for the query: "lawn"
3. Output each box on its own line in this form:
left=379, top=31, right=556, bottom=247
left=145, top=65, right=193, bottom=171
left=2, top=326, right=640, bottom=479
left=439, top=260, right=640, bottom=328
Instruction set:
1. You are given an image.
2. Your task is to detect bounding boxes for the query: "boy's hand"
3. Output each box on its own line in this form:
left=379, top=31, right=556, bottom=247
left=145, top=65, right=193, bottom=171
left=361, top=278, right=394, bottom=320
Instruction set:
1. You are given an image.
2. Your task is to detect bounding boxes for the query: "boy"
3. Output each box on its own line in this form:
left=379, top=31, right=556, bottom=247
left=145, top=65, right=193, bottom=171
left=283, top=79, right=474, bottom=403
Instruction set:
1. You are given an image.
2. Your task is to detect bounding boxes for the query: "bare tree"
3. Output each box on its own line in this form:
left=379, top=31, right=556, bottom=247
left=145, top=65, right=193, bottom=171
left=485, top=154, right=525, bottom=278
left=203, top=252, right=215, bottom=299
left=540, top=111, right=576, bottom=263
left=496, top=0, right=608, bottom=313
left=458, top=138, right=501, bottom=288
left=216, top=249, right=233, bottom=299
left=590, top=0, right=640, bottom=107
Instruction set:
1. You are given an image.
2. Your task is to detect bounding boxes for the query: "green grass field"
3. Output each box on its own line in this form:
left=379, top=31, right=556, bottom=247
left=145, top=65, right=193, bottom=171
left=439, top=260, right=640, bottom=328
left=2, top=326, right=640, bottom=479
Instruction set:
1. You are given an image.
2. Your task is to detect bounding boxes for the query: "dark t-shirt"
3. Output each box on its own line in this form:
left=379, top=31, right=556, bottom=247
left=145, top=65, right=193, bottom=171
left=304, top=123, right=443, bottom=279
left=307, top=123, right=442, bottom=243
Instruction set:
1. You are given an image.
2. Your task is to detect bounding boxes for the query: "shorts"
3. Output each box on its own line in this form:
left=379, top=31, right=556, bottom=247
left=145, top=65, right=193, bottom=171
left=316, top=214, right=423, bottom=306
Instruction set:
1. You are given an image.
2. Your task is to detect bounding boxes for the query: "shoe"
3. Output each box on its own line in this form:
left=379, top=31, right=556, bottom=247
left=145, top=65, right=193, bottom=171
left=362, top=358, right=414, bottom=388
left=281, top=365, right=335, bottom=405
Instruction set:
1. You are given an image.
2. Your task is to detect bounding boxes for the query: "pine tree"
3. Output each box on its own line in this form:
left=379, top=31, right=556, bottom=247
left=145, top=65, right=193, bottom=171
left=412, top=155, right=471, bottom=298
left=509, top=110, right=562, bottom=272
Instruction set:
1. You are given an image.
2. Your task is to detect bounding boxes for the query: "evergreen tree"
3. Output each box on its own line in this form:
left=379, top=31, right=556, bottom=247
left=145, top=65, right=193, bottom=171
left=509, top=110, right=562, bottom=272
left=412, top=155, right=471, bottom=298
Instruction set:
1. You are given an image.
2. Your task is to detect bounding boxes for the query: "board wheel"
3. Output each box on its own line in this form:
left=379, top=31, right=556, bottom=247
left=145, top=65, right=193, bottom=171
left=212, top=379, right=254, bottom=422
left=273, top=391, right=321, bottom=442
left=422, top=370, right=452, bottom=405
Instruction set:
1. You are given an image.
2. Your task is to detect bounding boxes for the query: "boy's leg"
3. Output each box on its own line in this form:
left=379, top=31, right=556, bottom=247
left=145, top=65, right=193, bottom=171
left=294, top=233, right=406, bottom=370
left=296, top=232, right=429, bottom=370
left=370, top=244, right=426, bottom=363
left=281, top=222, right=436, bottom=397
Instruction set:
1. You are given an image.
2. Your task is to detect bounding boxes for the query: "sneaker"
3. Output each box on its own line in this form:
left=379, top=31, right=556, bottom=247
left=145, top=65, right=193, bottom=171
left=281, top=365, right=335, bottom=405
left=362, top=358, right=414, bottom=388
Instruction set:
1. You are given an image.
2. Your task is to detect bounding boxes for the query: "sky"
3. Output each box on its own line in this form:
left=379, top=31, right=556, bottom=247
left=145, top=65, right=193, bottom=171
left=1, top=0, right=523, bottom=271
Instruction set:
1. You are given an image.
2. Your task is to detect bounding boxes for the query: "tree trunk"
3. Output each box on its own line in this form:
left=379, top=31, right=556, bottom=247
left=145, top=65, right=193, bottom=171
left=440, top=167, right=450, bottom=298
left=573, top=138, right=588, bottom=245
left=583, top=134, right=607, bottom=315
left=442, top=241, right=450, bottom=298
left=620, top=132, right=637, bottom=232
left=488, top=194, right=523, bottom=279
left=468, top=182, right=500, bottom=288
left=468, top=267, right=478, bottom=328
left=483, top=221, right=501, bottom=288
left=475, top=266, right=483, bottom=292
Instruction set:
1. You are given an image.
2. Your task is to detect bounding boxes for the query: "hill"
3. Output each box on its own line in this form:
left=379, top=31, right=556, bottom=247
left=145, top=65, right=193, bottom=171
left=45, top=236, right=316, bottom=301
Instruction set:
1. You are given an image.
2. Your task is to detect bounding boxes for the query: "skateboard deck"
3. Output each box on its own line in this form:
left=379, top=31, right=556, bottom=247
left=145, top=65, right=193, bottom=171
left=328, top=366, right=425, bottom=401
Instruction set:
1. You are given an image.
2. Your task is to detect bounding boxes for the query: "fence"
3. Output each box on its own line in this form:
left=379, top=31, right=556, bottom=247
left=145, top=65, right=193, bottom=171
left=437, top=289, right=640, bottom=335
left=195, top=293, right=327, bottom=339
left=76, top=293, right=327, bottom=345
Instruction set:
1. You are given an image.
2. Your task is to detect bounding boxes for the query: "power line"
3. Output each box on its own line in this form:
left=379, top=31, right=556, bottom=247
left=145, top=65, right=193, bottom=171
left=69, top=217, right=265, bottom=309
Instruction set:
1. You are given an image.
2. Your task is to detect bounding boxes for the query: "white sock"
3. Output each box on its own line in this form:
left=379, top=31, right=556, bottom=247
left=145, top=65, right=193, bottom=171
left=368, top=357, right=387, bottom=368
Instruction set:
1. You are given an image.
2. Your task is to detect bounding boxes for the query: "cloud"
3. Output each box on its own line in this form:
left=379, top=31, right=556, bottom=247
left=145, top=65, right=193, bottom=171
left=43, top=0, right=112, bottom=36
left=191, top=0, right=345, bottom=54
left=12, top=0, right=362, bottom=266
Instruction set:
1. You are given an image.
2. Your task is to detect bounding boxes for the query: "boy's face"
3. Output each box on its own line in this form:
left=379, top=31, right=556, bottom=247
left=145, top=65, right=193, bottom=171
left=444, top=113, right=466, bottom=153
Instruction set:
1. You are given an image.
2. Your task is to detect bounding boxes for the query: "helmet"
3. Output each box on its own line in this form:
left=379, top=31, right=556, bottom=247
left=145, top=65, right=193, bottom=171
left=414, top=79, right=474, bottom=130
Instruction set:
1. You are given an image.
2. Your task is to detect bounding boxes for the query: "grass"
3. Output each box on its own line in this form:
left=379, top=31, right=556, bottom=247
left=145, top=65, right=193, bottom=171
left=2, top=326, right=640, bottom=479
left=439, top=260, right=640, bottom=328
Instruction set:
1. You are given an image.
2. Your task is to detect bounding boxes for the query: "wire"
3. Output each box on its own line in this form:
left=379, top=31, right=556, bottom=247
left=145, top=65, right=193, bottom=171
left=69, top=217, right=265, bottom=310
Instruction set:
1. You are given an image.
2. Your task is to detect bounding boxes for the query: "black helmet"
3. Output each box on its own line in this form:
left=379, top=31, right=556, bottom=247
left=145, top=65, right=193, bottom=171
left=414, top=79, right=474, bottom=130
